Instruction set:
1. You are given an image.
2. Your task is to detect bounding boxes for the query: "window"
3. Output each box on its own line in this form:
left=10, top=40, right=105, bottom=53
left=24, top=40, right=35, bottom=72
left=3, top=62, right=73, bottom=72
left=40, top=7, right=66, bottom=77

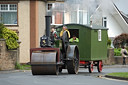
left=98, top=30, right=102, bottom=41
left=70, top=11, right=77, bottom=23
left=0, top=4, right=17, bottom=25
left=48, top=4, right=52, bottom=10
left=102, top=17, right=107, bottom=27
left=70, top=10, right=87, bottom=24
left=79, top=11, right=83, bottom=24
left=69, top=29, right=79, bottom=38
left=55, top=12, right=63, bottom=24
left=47, top=3, right=64, bottom=25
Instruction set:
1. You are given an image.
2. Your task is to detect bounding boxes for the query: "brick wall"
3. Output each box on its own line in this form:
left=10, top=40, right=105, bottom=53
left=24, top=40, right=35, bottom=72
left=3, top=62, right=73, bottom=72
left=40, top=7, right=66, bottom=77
left=0, top=39, right=19, bottom=70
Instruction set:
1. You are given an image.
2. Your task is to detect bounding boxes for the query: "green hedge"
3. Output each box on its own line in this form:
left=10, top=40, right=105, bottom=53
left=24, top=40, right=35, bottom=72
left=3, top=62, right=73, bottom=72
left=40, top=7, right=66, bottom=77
left=107, top=38, right=111, bottom=47
left=114, top=48, right=121, bottom=56
left=0, top=23, right=19, bottom=50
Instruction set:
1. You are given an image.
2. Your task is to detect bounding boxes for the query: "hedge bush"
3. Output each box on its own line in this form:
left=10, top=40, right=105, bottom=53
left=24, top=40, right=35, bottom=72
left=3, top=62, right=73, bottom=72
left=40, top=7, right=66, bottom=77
left=114, top=48, right=121, bottom=56
left=0, top=23, right=19, bottom=50
left=107, top=38, right=111, bottom=48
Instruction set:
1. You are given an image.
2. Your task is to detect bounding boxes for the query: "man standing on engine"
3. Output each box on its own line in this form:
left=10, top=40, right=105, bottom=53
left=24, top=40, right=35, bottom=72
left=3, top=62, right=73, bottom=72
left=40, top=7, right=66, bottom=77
left=60, top=26, right=70, bottom=39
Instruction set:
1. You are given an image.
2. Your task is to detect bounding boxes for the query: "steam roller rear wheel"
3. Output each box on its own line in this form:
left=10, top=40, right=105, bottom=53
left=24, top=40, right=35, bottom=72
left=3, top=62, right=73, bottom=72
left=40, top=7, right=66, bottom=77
left=31, top=51, right=59, bottom=75
left=67, top=46, right=79, bottom=74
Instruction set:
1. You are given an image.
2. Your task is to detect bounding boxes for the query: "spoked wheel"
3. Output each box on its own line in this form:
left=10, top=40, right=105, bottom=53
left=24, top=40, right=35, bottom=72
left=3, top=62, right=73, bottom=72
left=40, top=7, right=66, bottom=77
left=67, top=46, right=79, bottom=74
left=97, top=61, right=103, bottom=73
left=88, top=62, right=93, bottom=73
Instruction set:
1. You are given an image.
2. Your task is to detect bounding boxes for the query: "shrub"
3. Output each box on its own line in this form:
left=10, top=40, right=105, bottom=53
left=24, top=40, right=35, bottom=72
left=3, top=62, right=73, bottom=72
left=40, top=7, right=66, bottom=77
left=15, top=62, right=24, bottom=70
left=114, top=48, right=121, bottom=56
left=0, top=23, right=5, bottom=38
left=0, top=23, right=19, bottom=50
left=107, top=38, right=111, bottom=48
left=15, top=62, right=31, bottom=70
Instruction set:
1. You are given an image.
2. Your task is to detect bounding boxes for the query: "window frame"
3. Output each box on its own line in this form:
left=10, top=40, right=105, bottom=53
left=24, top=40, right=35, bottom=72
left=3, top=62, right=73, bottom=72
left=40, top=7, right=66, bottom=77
left=0, top=2, right=18, bottom=27
left=102, top=17, right=107, bottom=27
left=70, top=10, right=86, bottom=24
left=47, top=3, right=64, bottom=25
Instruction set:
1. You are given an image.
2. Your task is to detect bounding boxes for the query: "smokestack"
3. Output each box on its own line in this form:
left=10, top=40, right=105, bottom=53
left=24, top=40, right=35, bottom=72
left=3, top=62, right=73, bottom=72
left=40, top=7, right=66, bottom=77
left=45, top=16, right=51, bottom=38
left=40, top=16, right=52, bottom=47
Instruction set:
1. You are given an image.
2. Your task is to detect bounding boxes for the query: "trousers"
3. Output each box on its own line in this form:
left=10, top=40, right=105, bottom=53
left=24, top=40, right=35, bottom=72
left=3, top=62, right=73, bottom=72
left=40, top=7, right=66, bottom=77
left=123, top=57, right=126, bottom=65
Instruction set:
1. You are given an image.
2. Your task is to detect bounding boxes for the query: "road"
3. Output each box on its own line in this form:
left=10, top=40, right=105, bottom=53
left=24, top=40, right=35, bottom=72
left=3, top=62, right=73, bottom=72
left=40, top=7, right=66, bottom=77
left=0, top=65, right=128, bottom=85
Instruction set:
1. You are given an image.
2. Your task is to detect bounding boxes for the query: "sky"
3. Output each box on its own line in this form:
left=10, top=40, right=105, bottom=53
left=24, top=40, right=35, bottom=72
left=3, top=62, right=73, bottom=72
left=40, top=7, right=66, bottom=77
left=115, top=0, right=128, bottom=14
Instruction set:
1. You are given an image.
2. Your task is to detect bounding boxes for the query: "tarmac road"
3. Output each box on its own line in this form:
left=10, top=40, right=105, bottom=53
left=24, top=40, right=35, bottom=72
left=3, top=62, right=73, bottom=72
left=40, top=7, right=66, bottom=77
left=0, top=65, right=128, bottom=85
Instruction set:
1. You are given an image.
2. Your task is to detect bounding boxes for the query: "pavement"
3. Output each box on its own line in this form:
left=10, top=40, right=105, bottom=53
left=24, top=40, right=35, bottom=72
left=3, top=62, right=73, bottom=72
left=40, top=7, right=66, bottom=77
left=103, top=64, right=128, bottom=68
left=0, top=65, right=128, bottom=81
left=101, top=65, right=128, bottom=81
left=0, top=70, right=31, bottom=74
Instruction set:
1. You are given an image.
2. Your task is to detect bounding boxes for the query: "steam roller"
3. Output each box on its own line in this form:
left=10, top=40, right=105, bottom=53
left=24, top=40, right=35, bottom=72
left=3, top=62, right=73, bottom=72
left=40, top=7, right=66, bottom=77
left=30, top=16, right=79, bottom=75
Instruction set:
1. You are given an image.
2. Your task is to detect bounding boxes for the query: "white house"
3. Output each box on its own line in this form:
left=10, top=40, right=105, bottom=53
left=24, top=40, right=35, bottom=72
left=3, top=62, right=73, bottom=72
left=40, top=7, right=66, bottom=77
left=91, top=3, right=128, bottom=38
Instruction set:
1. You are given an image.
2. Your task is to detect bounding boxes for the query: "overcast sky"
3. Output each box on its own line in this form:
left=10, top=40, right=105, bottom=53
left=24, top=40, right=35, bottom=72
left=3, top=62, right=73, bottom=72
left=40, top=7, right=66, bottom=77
left=115, top=0, right=128, bottom=14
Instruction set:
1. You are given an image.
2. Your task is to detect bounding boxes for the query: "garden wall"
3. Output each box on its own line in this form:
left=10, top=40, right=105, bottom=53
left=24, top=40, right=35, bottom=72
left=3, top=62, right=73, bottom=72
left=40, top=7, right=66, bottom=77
left=103, top=48, right=128, bottom=65
left=0, top=39, right=19, bottom=70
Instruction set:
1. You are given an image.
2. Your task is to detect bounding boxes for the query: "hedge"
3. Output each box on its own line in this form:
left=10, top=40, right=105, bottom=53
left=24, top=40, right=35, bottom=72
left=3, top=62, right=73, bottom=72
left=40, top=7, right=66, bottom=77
left=0, top=23, right=19, bottom=50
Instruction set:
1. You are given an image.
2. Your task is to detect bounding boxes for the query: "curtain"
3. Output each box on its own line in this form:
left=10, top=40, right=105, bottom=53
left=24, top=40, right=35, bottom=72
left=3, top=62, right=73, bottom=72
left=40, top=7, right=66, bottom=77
left=0, top=12, right=17, bottom=24
left=79, top=11, right=83, bottom=24
left=71, top=11, right=77, bottom=23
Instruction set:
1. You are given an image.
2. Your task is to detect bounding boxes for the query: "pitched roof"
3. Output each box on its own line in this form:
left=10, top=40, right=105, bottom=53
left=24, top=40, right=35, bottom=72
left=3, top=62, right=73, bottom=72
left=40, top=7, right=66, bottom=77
left=120, top=12, right=128, bottom=24
left=114, top=4, right=128, bottom=24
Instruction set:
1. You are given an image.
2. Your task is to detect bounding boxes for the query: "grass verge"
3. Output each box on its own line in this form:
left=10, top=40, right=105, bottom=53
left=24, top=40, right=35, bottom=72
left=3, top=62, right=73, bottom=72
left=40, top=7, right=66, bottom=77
left=108, top=72, right=128, bottom=78
left=15, top=62, right=31, bottom=70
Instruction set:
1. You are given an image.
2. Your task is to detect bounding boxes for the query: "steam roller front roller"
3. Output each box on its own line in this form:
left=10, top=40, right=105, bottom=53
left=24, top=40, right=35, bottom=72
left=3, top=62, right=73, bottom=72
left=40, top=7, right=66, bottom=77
left=31, top=51, right=59, bottom=75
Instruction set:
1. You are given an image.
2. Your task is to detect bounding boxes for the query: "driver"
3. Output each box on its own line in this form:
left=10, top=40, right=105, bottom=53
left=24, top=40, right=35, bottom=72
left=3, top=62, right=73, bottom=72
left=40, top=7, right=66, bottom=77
left=60, top=26, right=70, bottom=39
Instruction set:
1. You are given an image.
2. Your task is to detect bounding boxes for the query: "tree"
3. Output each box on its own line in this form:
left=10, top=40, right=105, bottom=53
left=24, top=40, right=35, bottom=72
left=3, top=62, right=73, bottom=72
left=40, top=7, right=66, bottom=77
left=113, top=33, right=128, bottom=48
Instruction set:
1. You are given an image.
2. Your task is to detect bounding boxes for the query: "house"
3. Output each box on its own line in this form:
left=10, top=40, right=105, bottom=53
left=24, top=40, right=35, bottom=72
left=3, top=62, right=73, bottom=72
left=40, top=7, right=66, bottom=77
left=91, top=3, right=128, bottom=38
left=46, top=1, right=91, bottom=26
left=48, top=1, right=128, bottom=39
left=46, top=0, right=101, bottom=26
left=0, top=0, right=64, bottom=63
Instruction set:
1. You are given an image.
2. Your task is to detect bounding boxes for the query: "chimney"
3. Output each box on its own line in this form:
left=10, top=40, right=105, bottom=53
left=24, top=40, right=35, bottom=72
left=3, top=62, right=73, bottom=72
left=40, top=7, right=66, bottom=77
left=90, top=21, right=92, bottom=27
